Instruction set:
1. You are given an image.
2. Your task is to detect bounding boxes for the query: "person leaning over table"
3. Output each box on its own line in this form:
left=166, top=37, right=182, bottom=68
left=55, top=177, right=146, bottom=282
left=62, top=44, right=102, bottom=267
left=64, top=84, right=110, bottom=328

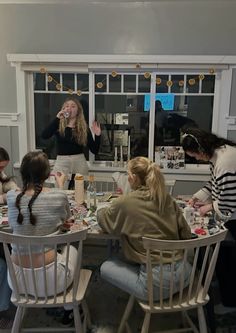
left=0, top=147, right=18, bottom=204
left=41, top=97, right=101, bottom=182
left=97, top=156, right=192, bottom=301
left=182, top=128, right=236, bottom=308
left=181, top=128, right=236, bottom=238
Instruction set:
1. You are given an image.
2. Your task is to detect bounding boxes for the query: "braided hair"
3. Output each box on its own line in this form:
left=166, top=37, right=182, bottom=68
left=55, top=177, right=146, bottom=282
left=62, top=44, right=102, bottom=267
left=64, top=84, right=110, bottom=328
left=15, top=151, right=50, bottom=225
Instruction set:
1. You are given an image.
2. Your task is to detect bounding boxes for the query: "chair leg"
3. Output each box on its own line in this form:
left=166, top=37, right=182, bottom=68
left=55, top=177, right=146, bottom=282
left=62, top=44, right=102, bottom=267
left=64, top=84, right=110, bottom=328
left=11, top=306, right=24, bottom=333
left=73, top=304, right=83, bottom=333
left=81, top=299, right=92, bottom=331
left=198, top=305, right=208, bottom=333
left=141, top=312, right=151, bottom=333
left=118, top=295, right=135, bottom=333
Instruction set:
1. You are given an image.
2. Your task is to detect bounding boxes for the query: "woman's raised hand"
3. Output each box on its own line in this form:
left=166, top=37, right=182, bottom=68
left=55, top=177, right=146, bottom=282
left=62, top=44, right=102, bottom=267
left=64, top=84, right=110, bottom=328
left=55, top=171, right=67, bottom=189
left=91, top=121, right=101, bottom=136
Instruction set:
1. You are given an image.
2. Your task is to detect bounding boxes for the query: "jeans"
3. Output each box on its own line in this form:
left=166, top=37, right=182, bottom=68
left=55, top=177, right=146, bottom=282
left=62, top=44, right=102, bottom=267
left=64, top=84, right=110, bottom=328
left=0, top=258, right=11, bottom=311
left=101, top=258, right=192, bottom=301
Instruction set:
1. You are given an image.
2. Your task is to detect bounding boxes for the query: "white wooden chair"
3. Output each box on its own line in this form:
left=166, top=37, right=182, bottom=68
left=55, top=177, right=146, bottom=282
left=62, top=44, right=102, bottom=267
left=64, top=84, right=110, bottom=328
left=165, top=179, right=176, bottom=195
left=117, top=229, right=228, bottom=333
left=0, top=229, right=92, bottom=333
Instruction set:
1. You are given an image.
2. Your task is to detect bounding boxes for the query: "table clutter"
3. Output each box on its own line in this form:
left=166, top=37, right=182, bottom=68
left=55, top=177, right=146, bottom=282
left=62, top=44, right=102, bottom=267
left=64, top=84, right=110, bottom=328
left=176, top=196, right=221, bottom=237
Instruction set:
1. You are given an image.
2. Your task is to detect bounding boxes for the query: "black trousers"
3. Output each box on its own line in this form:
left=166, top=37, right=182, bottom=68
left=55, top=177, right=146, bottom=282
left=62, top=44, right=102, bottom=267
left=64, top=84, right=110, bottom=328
left=215, top=220, right=236, bottom=306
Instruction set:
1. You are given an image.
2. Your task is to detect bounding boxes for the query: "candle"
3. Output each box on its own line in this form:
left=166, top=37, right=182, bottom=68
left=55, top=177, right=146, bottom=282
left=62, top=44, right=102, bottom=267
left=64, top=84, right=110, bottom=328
left=120, top=145, right=123, bottom=162
left=127, top=135, right=131, bottom=161
left=114, top=147, right=118, bottom=162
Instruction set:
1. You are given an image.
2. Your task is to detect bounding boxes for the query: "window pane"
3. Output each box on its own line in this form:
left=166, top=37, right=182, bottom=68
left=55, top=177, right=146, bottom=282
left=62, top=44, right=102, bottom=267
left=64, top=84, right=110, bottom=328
left=170, top=75, right=184, bottom=93
left=156, top=75, right=168, bottom=93
left=186, top=75, right=199, bottom=93
left=138, top=74, right=151, bottom=93
left=95, top=94, right=148, bottom=161
left=201, top=75, right=215, bottom=93
left=34, top=93, right=89, bottom=159
left=109, top=74, right=121, bottom=92
left=95, top=74, right=107, bottom=92
left=34, top=73, right=46, bottom=91
left=48, top=73, right=60, bottom=91
left=154, top=95, right=213, bottom=163
left=62, top=73, right=75, bottom=91
left=77, top=74, right=89, bottom=92
left=124, top=75, right=136, bottom=93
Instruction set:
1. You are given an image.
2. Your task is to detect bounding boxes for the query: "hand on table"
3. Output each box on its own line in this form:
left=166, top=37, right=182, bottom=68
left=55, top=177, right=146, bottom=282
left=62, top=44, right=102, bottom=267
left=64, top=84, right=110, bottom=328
left=188, top=197, right=198, bottom=207
left=198, top=203, right=213, bottom=217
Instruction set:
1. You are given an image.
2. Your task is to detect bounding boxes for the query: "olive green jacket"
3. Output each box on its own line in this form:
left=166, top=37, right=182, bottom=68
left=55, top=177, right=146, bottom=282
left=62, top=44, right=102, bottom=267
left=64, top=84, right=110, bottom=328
left=97, top=186, right=191, bottom=264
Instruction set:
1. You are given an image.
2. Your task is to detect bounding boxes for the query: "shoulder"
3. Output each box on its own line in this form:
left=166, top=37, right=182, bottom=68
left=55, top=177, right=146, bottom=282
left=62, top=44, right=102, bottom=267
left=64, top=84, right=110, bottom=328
left=214, top=145, right=236, bottom=173
left=42, top=189, right=68, bottom=200
left=6, top=189, right=19, bottom=204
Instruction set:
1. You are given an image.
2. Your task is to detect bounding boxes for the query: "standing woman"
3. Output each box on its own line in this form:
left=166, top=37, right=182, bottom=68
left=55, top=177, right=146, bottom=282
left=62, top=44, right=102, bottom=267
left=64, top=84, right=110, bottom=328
left=42, top=97, right=101, bottom=177
left=0, top=147, right=18, bottom=205
left=181, top=128, right=236, bottom=232
left=97, top=157, right=192, bottom=302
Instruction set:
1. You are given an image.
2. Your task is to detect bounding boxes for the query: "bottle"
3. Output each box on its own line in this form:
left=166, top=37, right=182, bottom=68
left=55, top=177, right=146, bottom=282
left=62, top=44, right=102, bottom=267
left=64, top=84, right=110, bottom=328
left=86, top=175, right=97, bottom=210
left=74, top=173, right=84, bottom=205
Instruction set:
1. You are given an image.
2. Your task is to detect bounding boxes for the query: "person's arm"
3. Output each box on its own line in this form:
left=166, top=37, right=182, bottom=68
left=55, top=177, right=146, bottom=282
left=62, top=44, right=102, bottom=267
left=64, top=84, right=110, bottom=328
left=41, top=117, right=60, bottom=139
left=188, top=181, right=212, bottom=206
left=87, top=127, right=101, bottom=155
left=97, top=197, right=124, bottom=235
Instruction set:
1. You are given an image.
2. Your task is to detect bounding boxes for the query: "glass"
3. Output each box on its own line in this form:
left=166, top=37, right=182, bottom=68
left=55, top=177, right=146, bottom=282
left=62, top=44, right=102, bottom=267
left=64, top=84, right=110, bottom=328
left=34, top=73, right=46, bottom=91
left=77, top=74, right=89, bottom=91
left=95, top=94, right=149, bottom=161
left=62, top=73, right=75, bottom=91
left=201, top=75, right=215, bottom=93
left=124, top=75, right=136, bottom=93
left=171, top=75, right=185, bottom=93
left=48, top=73, right=60, bottom=91
left=109, top=74, right=121, bottom=92
left=34, top=93, right=89, bottom=159
left=154, top=95, right=213, bottom=164
left=156, top=75, right=169, bottom=93
left=138, top=74, right=151, bottom=93
left=186, top=75, right=199, bottom=93
left=95, top=74, right=107, bottom=92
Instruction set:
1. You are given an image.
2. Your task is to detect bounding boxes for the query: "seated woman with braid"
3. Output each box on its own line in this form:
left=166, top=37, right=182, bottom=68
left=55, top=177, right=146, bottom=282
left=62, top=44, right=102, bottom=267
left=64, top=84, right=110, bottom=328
left=6, top=151, right=77, bottom=297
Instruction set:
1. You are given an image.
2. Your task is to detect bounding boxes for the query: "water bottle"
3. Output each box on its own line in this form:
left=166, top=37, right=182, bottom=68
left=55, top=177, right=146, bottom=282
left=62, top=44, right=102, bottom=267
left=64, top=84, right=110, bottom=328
left=74, top=173, right=84, bottom=205
left=86, top=175, right=97, bottom=210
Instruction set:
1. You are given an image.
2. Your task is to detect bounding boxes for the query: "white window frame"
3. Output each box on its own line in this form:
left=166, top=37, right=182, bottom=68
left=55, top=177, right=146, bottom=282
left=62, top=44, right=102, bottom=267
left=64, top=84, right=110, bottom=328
left=6, top=54, right=236, bottom=178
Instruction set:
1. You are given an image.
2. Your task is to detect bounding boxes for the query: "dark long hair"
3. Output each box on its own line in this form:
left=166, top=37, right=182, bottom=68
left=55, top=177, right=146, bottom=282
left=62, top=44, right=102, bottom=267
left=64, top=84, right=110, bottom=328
left=0, top=147, right=12, bottom=183
left=15, top=151, right=50, bottom=225
left=182, top=128, right=236, bottom=158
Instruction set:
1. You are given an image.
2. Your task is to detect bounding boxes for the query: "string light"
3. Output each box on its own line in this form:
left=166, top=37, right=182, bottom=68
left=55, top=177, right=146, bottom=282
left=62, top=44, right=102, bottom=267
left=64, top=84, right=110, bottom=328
left=37, top=65, right=215, bottom=93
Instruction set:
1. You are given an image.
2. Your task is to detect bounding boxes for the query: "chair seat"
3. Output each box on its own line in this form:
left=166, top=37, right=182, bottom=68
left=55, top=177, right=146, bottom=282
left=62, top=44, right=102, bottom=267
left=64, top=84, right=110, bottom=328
left=11, top=269, right=92, bottom=307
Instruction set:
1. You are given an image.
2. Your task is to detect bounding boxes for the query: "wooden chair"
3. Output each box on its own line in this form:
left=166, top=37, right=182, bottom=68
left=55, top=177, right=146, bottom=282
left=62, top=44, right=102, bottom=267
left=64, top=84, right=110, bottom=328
left=117, top=229, right=228, bottom=333
left=165, top=179, right=176, bottom=195
left=0, top=229, right=92, bottom=333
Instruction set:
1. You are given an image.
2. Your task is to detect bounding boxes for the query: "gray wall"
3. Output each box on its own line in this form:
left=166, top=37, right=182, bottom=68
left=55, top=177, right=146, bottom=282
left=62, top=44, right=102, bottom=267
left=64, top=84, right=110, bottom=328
left=1, top=1, right=236, bottom=114
left=0, top=0, right=235, bottom=188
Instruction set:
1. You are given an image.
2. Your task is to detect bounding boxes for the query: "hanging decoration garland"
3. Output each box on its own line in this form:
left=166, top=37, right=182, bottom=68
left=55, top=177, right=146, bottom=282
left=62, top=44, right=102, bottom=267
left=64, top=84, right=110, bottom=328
left=39, top=64, right=215, bottom=93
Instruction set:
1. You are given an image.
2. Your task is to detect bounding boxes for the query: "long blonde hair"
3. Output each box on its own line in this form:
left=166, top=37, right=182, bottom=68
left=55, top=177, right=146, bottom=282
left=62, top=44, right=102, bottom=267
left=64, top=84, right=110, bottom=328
left=128, top=156, right=167, bottom=212
left=59, top=98, right=88, bottom=146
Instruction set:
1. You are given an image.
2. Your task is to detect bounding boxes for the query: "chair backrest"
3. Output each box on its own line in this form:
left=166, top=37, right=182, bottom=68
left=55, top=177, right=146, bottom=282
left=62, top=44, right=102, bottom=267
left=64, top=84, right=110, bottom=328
left=165, top=179, right=176, bottom=195
left=85, top=175, right=118, bottom=193
left=142, top=229, right=227, bottom=309
left=0, top=229, right=87, bottom=305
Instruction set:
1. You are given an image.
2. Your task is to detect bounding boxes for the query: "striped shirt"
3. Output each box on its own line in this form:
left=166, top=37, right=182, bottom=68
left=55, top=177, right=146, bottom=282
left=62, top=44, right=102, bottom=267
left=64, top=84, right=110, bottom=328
left=194, top=144, right=236, bottom=220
